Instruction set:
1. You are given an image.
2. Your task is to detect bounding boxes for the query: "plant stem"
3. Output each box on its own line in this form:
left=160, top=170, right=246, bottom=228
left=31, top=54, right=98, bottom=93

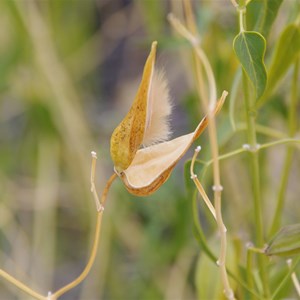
left=169, top=9, right=234, bottom=299
left=229, top=68, right=242, bottom=130
left=51, top=173, right=117, bottom=299
left=207, top=115, right=234, bottom=300
left=269, top=59, right=299, bottom=237
left=268, top=150, right=293, bottom=234
left=239, top=6, right=246, bottom=32
left=246, top=248, right=255, bottom=300
left=192, top=190, right=263, bottom=299
left=0, top=155, right=116, bottom=300
left=236, top=122, right=287, bottom=139
left=199, top=137, right=300, bottom=180
left=0, top=269, right=46, bottom=300
left=271, top=257, right=300, bottom=299
left=242, top=71, right=269, bottom=297
left=287, top=259, right=300, bottom=297
left=242, top=75, right=260, bottom=217
left=50, top=212, right=103, bottom=299
left=259, top=139, right=300, bottom=150
left=191, top=147, right=217, bottom=219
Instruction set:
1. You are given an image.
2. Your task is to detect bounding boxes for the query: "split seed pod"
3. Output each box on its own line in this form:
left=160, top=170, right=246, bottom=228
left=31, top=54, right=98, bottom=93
left=110, top=41, right=227, bottom=196
left=110, top=41, right=158, bottom=173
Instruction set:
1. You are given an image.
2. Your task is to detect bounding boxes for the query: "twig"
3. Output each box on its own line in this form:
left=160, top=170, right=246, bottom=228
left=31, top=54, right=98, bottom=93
left=90, top=151, right=103, bottom=212
left=190, top=146, right=216, bottom=219
left=168, top=10, right=234, bottom=300
left=0, top=153, right=117, bottom=299
left=287, top=259, right=300, bottom=297
left=51, top=153, right=116, bottom=299
left=0, top=269, right=46, bottom=300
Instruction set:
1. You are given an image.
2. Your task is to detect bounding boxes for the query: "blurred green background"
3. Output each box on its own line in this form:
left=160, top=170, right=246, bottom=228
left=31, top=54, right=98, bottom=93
left=0, top=0, right=299, bottom=299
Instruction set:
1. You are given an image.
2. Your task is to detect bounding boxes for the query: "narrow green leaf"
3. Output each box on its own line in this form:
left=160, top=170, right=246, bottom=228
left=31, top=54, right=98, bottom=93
left=265, top=24, right=300, bottom=99
left=195, top=239, right=226, bottom=300
left=229, top=68, right=242, bottom=130
left=192, top=193, right=261, bottom=298
left=196, top=237, right=237, bottom=300
left=192, top=191, right=216, bottom=262
left=233, top=31, right=267, bottom=100
left=258, top=0, right=284, bottom=37
left=265, top=224, right=300, bottom=257
left=271, top=256, right=300, bottom=299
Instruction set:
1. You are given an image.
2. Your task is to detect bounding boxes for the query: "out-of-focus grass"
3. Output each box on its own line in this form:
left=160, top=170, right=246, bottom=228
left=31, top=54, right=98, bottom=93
left=0, top=0, right=299, bottom=299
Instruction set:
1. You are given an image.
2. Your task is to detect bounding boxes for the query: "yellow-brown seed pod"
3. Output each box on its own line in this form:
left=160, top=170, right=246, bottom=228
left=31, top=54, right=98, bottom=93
left=110, top=41, right=157, bottom=173
left=119, top=91, right=227, bottom=196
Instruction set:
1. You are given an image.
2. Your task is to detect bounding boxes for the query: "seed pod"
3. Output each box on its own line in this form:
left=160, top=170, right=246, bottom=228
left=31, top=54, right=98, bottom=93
left=119, top=92, right=226, bottom=196
left=110, top=41, right=227, bottom=196
left=110, top=41, right=157, bottom=173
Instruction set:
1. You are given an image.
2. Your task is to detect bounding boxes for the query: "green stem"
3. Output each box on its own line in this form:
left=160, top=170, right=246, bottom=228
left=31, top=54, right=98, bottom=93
left=268, top=150, right=293, bottom=236
left=246, top=248, right=255, bottom=300
left=259, top=138, right=300, bottom=150
left=198, top=137, right=300, bottom=180
left=192, top=192, right=263, bottom=299
left=271, top=256, right=300, bottom=299
left=242, top=71, right=269, bottom=297
left=169, top=10, right=233, bottom=299
left=236, top=122, right=287, bottom=139
left=239, top=6, right=246, bottom=32
left=192, top=192, right=216, bottom=261
left=269, top=59, right=299, bottom=237
left=229, top=68, right=242, bottom=130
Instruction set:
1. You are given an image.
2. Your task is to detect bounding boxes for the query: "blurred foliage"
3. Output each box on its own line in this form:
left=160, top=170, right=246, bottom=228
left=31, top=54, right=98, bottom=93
left=0, top=0, right=300, bottom=299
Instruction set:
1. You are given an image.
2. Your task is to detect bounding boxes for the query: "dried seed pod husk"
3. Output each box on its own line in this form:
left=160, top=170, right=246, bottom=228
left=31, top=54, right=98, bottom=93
left=110, top=41, right=157, bottom=173
left=120, top=92, right=227, bottom=196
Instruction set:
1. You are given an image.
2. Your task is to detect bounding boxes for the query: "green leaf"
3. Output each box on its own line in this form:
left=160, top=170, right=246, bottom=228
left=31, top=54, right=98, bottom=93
left=265, top=224, right=300, bottom=257
left=192, top=191, right=216, bottom=262
left=258, top=0, right=284, bottom=37
left=265, top=24, right=300, bottom=99
left=233, top=31, right=267, bottom=100
left=192, top=193, right=261, bottom=298
left=229, top=68, right=242, bottom=130
left=271, top=257, right=300, bottom=299
left=195, top=240, right=224, bottom=300
left=195, top=235, right=238, bottom=300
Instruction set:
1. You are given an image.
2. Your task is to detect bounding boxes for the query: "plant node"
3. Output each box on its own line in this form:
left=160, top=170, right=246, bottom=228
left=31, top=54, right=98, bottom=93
left=242, top=143, right=261, bottom=152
